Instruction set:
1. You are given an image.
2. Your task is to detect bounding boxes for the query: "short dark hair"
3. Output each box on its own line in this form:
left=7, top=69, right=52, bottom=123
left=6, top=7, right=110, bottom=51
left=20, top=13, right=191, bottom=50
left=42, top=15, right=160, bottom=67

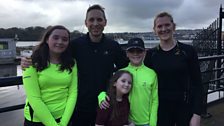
left=153, top=12, right=176, bottom=29
left=86, top=4, right=106, bottom=20
left=32, top=25, right=75, bottom=73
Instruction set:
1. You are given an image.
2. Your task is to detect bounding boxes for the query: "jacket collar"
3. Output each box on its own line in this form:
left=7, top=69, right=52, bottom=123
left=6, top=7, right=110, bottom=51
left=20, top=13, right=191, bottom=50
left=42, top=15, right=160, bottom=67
left=128, top=63, right=144, bottom=70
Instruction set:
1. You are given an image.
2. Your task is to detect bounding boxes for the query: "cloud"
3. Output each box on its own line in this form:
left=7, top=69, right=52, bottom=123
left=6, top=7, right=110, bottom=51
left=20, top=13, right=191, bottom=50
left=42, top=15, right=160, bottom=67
left=0, top=0, right=223, bottom=32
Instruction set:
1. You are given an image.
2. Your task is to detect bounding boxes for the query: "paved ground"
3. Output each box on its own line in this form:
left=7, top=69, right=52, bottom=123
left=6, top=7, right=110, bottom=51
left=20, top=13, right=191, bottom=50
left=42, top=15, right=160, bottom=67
left=201, top=100, right=224, bottom=126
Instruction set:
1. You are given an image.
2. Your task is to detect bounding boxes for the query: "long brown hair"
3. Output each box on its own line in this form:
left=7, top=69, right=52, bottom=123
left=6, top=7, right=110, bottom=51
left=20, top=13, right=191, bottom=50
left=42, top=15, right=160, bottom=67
left=31, top=25, right=75, bottom=73
left=107, top=70, right=133, bottom=120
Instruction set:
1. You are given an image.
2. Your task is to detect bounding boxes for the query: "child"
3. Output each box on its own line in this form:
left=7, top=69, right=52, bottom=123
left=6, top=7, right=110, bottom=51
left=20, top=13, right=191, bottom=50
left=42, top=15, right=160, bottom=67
left=95, top=70, right=133, bottom=126
left=22, top=25, right=78, bottom=126
left=99, top=38, right=158, bottom=126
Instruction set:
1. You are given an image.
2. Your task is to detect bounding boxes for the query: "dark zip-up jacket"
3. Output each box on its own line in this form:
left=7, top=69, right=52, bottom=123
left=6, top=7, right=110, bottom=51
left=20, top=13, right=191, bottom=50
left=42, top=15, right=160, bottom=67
left=144, top=41, right=203, bottom=115
left=71, top=33, right=128, bottom=112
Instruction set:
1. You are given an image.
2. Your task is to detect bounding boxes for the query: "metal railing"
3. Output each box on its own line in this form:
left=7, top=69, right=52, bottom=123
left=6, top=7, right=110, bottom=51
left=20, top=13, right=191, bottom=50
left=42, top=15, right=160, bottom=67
left=199, top=55, right=224, bottom=118
left=0, top=76, right=24, bottom=113
left=0, top=55, right=224, bottom=118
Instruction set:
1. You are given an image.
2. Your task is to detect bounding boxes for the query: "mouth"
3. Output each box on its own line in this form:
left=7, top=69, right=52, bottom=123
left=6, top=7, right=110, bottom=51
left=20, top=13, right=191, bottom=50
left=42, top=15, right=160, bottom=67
left=159, top=30, right=171, bottom=35
left=131, top=56, right=141, bottom=60
left=55, top=45, right=66, bottom=50
left=122, top=86, right=130, bottom=90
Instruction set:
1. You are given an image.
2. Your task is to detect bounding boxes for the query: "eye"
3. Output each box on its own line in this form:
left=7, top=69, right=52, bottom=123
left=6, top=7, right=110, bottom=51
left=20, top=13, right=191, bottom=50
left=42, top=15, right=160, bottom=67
left=157, top=25, right=162, bottom=29
left=62, top=37, right=69, bottom=42
left=97, top=18, right=103, bottom=22
left=88, top=18, right=95, bottom=22
left=165, top=23, right=171, bottom=27
left=52, top=35, right=59, bottom=40
left=121, top=79, right=126, bottom=83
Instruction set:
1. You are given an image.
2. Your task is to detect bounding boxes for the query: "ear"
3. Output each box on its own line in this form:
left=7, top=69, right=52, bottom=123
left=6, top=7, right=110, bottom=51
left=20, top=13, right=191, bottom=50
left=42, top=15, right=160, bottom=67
left=173, top=23, right=176, bottom=31
left=126, top=51, right=129, bottom=57
left=105, top=19, right=107, bottom=26
left=126, top=51, right=131, bottom=59
left=113, top=82, right=117, bottom=87
left=153, top=27, right=157, bottom=35
left=85, top=20, right=87, bottom=27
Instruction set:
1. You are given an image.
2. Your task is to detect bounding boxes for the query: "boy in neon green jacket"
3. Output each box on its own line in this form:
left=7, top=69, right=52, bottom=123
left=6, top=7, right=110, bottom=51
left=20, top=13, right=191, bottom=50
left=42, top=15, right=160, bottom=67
left=99, top=38, right=158, bottom=126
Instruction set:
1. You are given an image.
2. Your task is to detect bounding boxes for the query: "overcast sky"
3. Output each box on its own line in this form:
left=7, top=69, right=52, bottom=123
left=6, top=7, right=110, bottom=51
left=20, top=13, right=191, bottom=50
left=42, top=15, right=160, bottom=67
left=0, top=0, right=223, bottom=33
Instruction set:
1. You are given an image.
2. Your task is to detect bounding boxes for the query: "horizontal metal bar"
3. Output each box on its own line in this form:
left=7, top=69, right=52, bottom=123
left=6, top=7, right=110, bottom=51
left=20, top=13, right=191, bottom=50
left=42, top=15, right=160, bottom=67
left=0, top=104, right=25, bottom=113
left=199, top=55, right=224, bottom=61
left=0, top=76, right=22, bottom=87
left=201, top=67, right=224, bottom=73
left=207, top=87, right=224, bottom=94
left=202, top=77, right=224, bottom=84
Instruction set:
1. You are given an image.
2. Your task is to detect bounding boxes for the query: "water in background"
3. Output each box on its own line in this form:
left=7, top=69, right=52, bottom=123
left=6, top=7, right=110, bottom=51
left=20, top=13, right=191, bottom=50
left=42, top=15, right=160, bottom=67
left=16, top=41, right=40, bottom=47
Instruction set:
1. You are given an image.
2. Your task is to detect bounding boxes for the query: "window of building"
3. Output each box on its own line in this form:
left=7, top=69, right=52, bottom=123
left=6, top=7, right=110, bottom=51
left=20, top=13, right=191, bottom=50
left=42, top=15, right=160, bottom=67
left=0, top=42, right=8, bottom=50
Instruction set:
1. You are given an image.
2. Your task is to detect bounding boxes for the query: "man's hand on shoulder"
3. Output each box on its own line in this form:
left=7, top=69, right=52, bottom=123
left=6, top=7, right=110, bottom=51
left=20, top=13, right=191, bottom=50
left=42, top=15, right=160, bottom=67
left=21, top=57, right=32, bottom=70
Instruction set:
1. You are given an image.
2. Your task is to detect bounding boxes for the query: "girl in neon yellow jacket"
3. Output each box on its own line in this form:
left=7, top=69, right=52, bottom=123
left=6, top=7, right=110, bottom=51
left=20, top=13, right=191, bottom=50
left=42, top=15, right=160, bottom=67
left=22, top=25, right=78, bottom=126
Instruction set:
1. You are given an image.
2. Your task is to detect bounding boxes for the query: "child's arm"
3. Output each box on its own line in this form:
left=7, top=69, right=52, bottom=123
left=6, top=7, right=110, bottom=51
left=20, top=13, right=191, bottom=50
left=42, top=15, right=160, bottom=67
left=149, top=74, right=159, bottom=126
left=59, top=64, right=78, bottom=126
left=95, top=98, right=111, bottom=125
left=23, top=67, right=59, bottom=126
left=98, top=91, right=110, bottom=109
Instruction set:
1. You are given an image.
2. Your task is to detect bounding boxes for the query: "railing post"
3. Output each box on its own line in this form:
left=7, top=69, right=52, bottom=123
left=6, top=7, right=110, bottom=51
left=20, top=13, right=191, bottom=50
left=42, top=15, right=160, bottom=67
left=217, top=5, right=224, bottom=89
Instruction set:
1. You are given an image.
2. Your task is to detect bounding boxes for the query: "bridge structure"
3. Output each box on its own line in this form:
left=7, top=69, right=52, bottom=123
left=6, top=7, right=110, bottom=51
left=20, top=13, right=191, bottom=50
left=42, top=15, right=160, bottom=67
left=0, top=5, right=224, bottom=126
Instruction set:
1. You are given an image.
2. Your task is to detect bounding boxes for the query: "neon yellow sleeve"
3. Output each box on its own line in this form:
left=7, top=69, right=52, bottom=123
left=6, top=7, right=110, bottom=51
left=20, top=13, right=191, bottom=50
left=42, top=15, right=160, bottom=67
left=149, top=75, right=159, bottom=126
left=23, top=67, right=59, bottom=126
left=98, top=91, right=107, bottom=105
left=59, top=64, right=78, bottom=126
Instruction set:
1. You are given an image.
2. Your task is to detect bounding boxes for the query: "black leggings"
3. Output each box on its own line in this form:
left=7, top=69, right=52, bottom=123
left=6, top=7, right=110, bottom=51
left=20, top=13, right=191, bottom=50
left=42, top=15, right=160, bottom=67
left=24, top=118, right=61, bottom=126
left=157, top=99, right=193, bottom=126
left=70, top=109, right=96, bottom=126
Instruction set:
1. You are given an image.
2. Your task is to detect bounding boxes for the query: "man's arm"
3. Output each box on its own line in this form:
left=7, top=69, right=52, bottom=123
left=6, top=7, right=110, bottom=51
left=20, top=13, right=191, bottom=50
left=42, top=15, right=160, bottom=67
left=21, top=57, right=32, bottom=70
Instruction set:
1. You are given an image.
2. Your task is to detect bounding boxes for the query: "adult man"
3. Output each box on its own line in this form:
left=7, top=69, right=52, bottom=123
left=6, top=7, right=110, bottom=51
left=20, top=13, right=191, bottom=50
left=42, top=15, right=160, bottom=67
left=70, top=4, right=128, bottom=126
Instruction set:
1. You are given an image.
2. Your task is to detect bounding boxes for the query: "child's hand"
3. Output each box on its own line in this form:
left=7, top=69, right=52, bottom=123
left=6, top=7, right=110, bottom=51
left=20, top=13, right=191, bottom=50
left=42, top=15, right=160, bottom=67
left=128, top=122, right=135, bottom=126
left=190, top=114, right=201, bottom=126
left=99, top=95, right=110, bottom=109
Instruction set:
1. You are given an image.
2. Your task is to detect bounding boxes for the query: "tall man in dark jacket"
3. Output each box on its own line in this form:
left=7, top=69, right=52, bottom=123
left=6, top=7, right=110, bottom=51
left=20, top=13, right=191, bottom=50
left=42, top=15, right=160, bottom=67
left=70, top=4, right=128, bottom=126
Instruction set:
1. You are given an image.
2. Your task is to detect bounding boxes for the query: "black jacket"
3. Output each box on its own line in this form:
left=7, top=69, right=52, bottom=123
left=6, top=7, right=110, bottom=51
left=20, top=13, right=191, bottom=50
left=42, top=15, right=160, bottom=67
left=144, top=41, right=203, bottom=115
left=71, top=33, right=128, bottom=112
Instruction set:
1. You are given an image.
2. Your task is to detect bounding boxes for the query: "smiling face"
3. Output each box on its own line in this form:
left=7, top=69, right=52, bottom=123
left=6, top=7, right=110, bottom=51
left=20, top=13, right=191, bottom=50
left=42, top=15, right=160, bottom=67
left=47, top=29, right=69, bottom=57
left=127, top=48, right=145, bottom=67
left=154, top=15, right=175, bottom=42
left=85, top=9, right=107, bottom=38
left=114, top=73, right=132, bottom=98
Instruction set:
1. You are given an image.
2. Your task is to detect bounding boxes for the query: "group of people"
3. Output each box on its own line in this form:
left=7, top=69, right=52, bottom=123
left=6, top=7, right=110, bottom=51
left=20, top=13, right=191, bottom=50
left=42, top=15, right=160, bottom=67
left=21, top=4, right=203, bottom=126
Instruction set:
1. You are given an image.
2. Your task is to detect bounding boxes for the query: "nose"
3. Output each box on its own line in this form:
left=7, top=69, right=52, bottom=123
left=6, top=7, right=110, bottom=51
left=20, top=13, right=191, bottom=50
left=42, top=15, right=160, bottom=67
left=161, top=25, right=167, bottom=31
left=133, top=51, right=139, bottom=55
left=93, top=19, right=99, bottom=25
left=124, top=82, right=130, bottom=87
left=57, top=38, right=63, bottom=44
